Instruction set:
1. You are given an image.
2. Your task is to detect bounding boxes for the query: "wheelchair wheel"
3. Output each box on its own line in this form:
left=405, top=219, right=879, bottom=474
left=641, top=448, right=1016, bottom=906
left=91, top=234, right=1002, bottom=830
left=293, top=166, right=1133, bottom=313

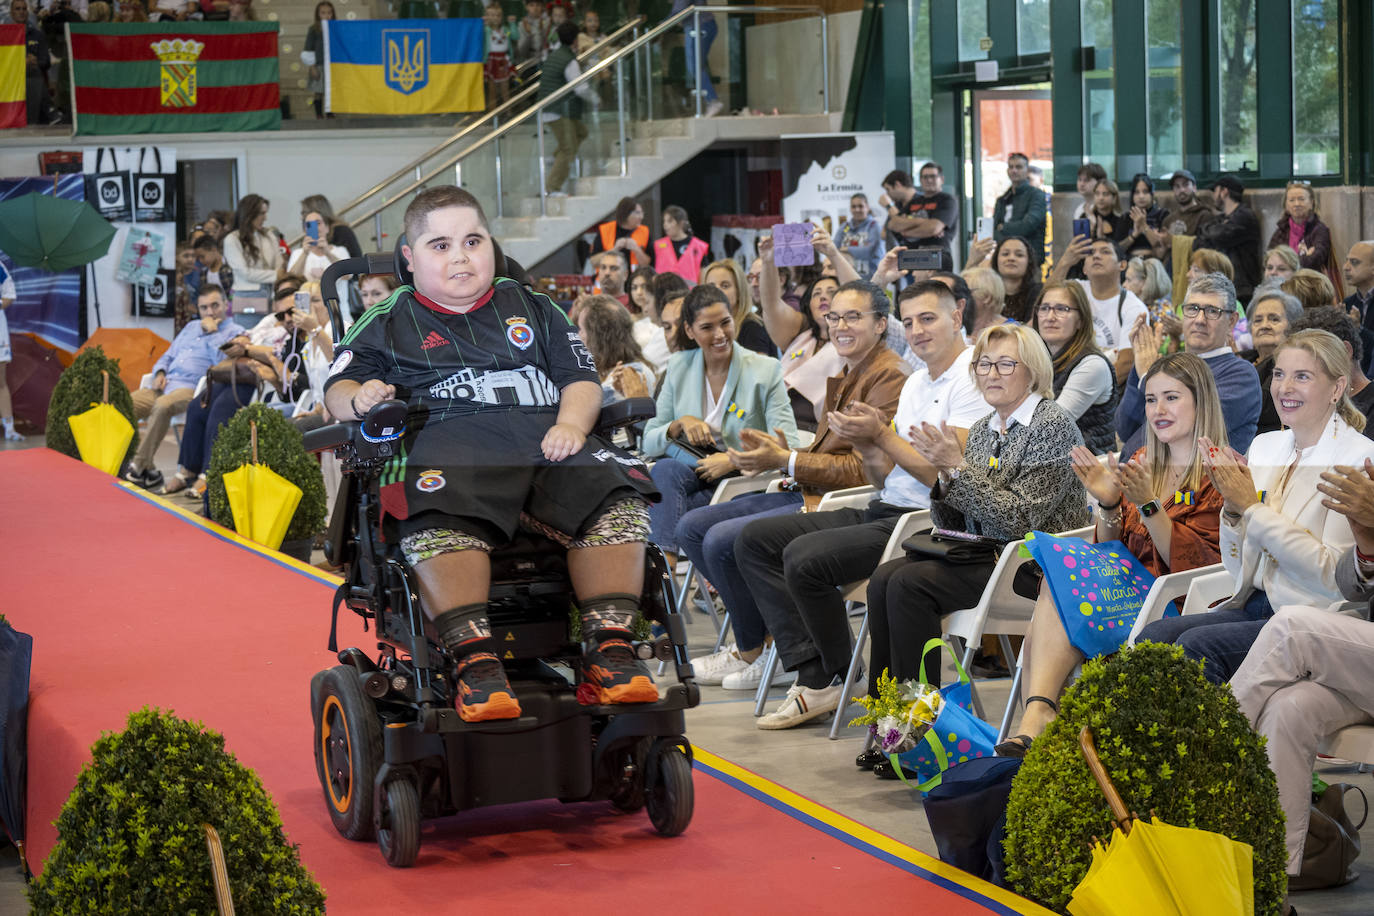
left=608, top=738, right=649, bottom=813
left=377, top=778, right=421, bottom=868
left=313, top=666, right=381, bottom=841
left=646, top=744, right=693, bottom=837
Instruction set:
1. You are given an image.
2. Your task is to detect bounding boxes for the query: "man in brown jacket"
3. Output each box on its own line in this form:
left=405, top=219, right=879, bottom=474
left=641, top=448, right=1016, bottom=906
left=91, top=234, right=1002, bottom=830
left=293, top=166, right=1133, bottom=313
left=677, top=279, right=910, bottom=687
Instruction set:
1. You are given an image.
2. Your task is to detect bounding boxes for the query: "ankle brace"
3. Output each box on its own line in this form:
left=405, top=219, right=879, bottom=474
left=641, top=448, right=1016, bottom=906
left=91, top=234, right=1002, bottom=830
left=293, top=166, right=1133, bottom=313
left=433, top=603, right=491, bottom=655
left=580, top=593, right=640, bottom=645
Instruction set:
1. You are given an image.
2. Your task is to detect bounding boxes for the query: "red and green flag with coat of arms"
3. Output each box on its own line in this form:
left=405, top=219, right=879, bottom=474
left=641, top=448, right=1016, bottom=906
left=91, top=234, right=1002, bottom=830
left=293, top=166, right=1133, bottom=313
left=67, top=22, right=280, bottom=135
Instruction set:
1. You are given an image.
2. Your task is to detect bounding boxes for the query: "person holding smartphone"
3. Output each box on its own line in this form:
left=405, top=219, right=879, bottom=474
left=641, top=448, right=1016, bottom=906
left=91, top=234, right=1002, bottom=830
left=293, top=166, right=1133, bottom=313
left=287, top=208, right=348, bottom=283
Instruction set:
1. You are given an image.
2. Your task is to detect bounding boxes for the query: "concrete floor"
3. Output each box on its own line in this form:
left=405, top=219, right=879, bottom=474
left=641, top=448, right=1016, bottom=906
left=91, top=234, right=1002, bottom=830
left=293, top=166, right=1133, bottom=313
left=4, top=430, right=1373, bottom=913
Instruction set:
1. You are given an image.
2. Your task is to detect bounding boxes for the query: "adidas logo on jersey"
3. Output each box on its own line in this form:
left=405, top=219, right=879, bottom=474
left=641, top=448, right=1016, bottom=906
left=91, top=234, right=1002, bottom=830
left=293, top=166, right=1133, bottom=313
left=420, top=330, right=447, bottom=351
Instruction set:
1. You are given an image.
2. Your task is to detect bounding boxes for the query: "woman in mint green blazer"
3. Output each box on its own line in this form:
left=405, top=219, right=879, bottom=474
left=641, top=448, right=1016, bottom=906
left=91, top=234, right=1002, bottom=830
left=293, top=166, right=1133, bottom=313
left=643, top=285, right=798, bottom=552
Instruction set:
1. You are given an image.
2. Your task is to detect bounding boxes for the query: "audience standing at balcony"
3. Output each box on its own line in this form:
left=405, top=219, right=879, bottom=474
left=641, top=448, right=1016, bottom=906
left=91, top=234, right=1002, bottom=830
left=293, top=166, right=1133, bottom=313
left=482, top=2, right=518, bottom=108
left=303, top=1, right=333, bottom=117
left=516, top=0, right=549, bottom=61
left=672, top=0, right=722, bottom=117
left=593, top=197, right=651, bottom=267
left=653, top=204, right=709, bottom=283
left=8, top=0, right=57, bottom=125
left=539, top=21, right=596, bottom=196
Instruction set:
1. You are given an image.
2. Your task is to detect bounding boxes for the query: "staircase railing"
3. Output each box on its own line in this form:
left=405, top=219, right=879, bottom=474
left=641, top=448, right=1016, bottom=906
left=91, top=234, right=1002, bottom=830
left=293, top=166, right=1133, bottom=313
left=332, top=4, right=829, bottom=251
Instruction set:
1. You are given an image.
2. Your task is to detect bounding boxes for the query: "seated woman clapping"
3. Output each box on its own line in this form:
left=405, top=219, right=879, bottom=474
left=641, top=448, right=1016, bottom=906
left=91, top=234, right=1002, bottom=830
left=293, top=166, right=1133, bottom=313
left=641, top=284, right=796, bottom=556
left=1136, top=329, right=1374, bottom=682
left=998, top=353, right=1228, bottom=755
left=864, top=324, right=1089, bottom=703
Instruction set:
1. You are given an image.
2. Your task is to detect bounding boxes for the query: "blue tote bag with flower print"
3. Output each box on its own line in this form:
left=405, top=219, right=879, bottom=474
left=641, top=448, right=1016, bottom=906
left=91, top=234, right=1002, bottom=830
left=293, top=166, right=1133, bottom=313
left=1021, top=531, right=1159, bottom=660
left=893, top=639, right=999, bottom=793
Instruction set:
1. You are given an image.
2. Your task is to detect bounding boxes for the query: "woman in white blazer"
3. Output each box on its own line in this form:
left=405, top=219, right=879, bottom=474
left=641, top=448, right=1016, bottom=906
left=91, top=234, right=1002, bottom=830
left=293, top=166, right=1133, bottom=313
left=1138, top=329, right=1374, bottom=681
left=641, top=284, right=797, bottom=555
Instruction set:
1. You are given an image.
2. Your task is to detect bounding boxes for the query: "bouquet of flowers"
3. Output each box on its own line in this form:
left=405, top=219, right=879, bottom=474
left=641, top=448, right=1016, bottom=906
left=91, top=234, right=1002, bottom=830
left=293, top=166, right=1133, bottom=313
left=849, top=669, right=943, bottom=754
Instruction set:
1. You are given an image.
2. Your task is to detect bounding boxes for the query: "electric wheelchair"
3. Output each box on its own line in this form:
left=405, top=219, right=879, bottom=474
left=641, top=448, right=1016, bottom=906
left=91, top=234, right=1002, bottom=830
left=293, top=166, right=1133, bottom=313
left=305, top=245, right=699, bottom=868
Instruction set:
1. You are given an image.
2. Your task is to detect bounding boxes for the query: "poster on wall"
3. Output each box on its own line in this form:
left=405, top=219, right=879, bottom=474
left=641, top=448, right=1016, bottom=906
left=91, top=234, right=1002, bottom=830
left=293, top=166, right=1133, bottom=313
left=779, top=131, right=896, bottom=238
left=0, top=175, right=85, bottom=352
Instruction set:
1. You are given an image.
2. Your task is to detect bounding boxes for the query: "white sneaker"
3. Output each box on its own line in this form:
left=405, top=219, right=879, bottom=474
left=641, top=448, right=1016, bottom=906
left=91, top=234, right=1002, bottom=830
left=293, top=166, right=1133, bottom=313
left=3, top=426, right=23, bottom=442
left=690, top=643, right=749, bottom=685
left=720, top=651, right=793, bottom=691
left=757, top=678, right=844, bottom=730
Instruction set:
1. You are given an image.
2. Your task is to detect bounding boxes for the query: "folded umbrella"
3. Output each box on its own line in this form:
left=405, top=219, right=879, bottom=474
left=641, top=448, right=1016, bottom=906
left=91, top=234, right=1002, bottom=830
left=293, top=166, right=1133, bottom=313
left=1067, top=727, right=1254, bottom=916
left=222, top=421, right=303, bottom=551
left=67, top=370, right=134, bottom=476
left=0, top=190, right=116, bottom=273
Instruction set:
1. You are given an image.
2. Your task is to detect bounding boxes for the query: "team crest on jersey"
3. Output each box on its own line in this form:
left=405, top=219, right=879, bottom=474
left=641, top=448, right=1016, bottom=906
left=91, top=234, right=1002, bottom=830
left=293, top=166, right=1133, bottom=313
left=416, top=469, right=446, bottom=493
left=506, top=316, right=534, bottom=350
left=327, top=349, right=353, bottom=377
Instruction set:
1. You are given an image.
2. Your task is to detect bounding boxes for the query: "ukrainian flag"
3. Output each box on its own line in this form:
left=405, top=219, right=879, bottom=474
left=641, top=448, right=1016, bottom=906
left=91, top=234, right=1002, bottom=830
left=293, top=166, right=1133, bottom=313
left=324, top=19, right=483, bottom=115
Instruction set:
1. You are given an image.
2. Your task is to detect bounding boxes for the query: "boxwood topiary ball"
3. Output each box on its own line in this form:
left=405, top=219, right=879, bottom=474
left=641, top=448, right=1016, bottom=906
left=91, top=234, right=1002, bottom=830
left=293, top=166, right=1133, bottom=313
left=1003, top=642, right=1286, bottom=914
left=28, top=707, right=325, bottom=915
left=206, top=402, right=327, bottom=544
left=44, top=346, right=140, bottom=469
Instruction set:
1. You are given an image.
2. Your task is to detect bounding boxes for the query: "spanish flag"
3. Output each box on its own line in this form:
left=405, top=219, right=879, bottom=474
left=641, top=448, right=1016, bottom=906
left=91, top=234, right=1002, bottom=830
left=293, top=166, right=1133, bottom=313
left=0, top=24, right=24, bottom=129
left=324, top=19, right=483, bottom=116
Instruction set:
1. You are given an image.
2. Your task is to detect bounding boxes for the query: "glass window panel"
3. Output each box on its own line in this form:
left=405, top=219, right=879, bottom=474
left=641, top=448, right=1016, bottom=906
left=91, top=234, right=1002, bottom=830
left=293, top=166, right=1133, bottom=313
left=958, top=0, right=989, bottom=61
left=1082, top=0, right=1114, bottom=166
left=911, top=0, right=932, bottom=155
left=1017, top=0, right=1050, bottom=57
left=1292, top=0, right=1339, bottom=175
left=1145, top=0, right=1183, bottom=177
left=1217, top=0, right=1257, bottom=172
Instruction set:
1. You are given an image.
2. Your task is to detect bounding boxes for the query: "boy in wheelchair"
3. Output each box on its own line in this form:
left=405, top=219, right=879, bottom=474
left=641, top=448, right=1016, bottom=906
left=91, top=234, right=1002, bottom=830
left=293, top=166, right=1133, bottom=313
left=322, top=186, right=661, bottom=723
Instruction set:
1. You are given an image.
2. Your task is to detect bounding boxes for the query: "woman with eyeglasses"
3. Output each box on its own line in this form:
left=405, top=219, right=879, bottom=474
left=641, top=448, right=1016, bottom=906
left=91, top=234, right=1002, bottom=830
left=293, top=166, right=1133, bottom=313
left=1031, top=281, right=1117, bottom=454
left=998, top=352, right=1228, bottom=756
left=863, top=325, right=1087, bottom=774
left=1267, top=182, right=1333, bottom=275
left=163, top=282, right=315, bottom=498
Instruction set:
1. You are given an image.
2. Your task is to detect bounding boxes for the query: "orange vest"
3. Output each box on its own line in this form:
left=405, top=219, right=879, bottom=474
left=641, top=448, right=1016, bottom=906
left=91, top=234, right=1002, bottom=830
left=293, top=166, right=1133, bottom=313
left=653, top=235, right=710, bottom=284
left=598, top=221, right=649, bottom=255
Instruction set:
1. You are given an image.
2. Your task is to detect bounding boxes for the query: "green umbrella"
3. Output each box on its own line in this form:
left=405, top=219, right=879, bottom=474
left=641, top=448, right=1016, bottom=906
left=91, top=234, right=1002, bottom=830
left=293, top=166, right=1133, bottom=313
left=0, top=192, right=117, bottom=273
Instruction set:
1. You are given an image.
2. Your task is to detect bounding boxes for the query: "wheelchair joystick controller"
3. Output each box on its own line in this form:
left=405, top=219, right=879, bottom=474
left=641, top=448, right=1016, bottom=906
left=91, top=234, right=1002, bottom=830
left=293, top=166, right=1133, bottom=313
left=361, top=399, right=407, bottom=443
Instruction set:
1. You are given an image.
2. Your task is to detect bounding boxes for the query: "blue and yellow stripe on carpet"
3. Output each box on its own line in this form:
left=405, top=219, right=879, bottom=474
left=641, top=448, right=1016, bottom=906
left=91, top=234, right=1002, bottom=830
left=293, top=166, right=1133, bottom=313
left=324, top=18, right=483, bottom=115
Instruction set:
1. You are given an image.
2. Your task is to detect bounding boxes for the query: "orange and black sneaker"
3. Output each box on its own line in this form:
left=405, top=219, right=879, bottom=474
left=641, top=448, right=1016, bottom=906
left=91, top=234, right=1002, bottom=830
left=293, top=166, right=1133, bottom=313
left=454, top=652, right=521, bottom=722
left=581, top=638, right=658, bottom=704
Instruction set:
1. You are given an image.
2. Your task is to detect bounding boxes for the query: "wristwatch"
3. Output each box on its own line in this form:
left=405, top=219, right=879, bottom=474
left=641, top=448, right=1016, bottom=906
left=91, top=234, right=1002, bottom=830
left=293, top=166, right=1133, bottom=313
left=1139, top=498, right=1162, bottom=518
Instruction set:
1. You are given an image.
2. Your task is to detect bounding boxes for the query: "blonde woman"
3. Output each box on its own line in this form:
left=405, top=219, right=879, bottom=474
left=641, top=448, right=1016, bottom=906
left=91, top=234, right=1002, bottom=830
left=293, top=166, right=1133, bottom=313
left=1138, top=329, right=1374, bottom=682
left=702, top=257, right=774, bottom=357
left=962, top=266, right=1007, bottom=339
left=999, top=353, right=1228, bottom=754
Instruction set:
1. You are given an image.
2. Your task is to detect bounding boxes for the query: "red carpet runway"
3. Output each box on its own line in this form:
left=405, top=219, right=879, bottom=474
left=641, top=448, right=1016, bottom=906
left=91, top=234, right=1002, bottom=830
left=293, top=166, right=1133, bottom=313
left=6, top=449, right=1047, bottom=914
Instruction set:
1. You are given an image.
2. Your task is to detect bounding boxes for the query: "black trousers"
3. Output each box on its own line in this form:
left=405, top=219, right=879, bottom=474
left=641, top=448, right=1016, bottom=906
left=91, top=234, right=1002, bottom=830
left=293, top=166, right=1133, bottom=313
left=865, top=553, right=1042, bottom=691
left=735, top=502, right=909, bottom=681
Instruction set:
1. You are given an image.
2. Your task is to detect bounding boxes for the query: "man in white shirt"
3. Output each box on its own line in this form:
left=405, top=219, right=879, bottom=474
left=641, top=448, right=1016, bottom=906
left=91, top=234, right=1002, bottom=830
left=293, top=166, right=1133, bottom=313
left=1051, top=236, right=1147, bottom=384
left=727, top=280, right=991, bottom=728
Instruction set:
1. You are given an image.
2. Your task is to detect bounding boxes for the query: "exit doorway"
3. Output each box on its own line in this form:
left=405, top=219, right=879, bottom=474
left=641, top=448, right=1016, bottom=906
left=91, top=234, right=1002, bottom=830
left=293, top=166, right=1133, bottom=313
left=962, top=85, right=1053, bottom=230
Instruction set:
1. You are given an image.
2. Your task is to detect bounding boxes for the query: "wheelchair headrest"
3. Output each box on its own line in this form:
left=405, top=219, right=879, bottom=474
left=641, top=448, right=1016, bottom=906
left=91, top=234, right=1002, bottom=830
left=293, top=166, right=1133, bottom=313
left=393, top=233, right=519, bottom=288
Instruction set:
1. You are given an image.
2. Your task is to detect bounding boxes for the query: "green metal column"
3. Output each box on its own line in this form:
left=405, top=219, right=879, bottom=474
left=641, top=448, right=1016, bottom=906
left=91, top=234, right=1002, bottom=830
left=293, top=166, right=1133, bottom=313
left=1341, top=0, right=1370, bottom=184
left=882, top=0, right=914, bottom=157
left=1254, top=0, right=1294, bottom=178
left=1049, top=0, right=1083, bottom=189
left=1112, top=0, right=1146, bottom=180
left=1179, top=0, right=1209, bottom=177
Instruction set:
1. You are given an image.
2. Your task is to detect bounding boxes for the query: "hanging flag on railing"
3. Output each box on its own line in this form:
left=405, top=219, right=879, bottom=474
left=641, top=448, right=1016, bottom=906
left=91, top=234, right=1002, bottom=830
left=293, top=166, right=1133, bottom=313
left=67, top=23, right=281, bottom=135
left=324, top=19, right=483, bottom=116
left=0, top=24, right=24, bottom=129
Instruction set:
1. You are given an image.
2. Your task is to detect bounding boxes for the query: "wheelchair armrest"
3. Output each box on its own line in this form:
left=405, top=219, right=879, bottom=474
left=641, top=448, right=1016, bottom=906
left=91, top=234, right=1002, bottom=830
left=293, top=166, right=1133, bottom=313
left=303, top=422, right=352, bottom=454
left=594, top=397, right=656, bottom=437
left=302, top=399, right=408, bottom=458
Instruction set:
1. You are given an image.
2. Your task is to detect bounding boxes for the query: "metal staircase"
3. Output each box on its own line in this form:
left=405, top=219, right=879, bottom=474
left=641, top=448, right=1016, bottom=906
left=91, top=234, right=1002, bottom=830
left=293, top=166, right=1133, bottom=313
left=313, top=5, right=835, bottom=267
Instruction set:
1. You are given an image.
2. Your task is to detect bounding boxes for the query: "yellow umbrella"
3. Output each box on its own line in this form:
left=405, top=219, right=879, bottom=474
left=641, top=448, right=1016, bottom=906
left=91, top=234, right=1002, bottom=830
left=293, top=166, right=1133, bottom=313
left=68, top=370, right=134, bottom=476
left=221, top=421, right=303, bottom=551
left=1067, top=728, right=1254, bottom=916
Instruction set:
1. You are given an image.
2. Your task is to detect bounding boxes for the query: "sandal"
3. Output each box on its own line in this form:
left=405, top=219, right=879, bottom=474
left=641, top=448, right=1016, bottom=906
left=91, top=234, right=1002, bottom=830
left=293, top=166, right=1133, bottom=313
left=994, top=696, right=1060, bottom=758
left=184, top=476, right=207, bottom=500
left=160, top=471, right=192, bottom=495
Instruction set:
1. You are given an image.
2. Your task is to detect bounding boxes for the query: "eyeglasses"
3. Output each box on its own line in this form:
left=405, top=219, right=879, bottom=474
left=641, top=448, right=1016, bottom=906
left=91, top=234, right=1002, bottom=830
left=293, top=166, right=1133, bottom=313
left=823, top=310, right=878, bottom=327
left=273, top=309, right=294, bottom=321
left=974, top=358, right=1021, bottom=376
left=1036, top=304, right=1074, bottom=317
left=1180, top=302, right=1236, bottom=321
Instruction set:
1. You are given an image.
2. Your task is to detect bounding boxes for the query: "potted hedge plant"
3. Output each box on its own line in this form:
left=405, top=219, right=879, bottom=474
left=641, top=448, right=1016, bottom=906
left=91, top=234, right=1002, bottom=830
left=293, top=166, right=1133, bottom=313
left=206, top=403, right=327, bottom=563
left=1002, top=642, right=1287, bottom=914
left=45, top=346, right=140, bottom=470
left=28, top=707, right=326, bottom=914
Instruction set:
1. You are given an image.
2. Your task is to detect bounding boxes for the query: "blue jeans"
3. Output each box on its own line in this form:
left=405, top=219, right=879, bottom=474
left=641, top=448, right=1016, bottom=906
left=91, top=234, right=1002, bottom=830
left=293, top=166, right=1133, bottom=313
left=675, top=490, right=802, bottom=651
left=648, top=457, right=712, bottom=551
left=683, top=14, right=718, bottom=102
left=1136, top=590, right=1273, bottom=684
left=178, top=382, right=257, bottom=474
